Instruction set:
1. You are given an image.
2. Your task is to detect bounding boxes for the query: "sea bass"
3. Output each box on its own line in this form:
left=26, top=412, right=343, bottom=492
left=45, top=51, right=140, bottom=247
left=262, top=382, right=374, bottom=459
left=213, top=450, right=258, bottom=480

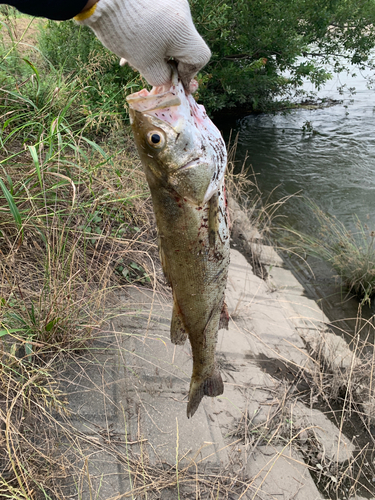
left=126, top=69, right=230, bottom=418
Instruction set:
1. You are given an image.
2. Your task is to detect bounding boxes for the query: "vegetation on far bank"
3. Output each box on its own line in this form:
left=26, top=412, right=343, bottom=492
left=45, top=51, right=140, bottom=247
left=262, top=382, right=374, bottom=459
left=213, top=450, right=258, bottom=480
left=191, top=0, right=375, bottom=112
left=3, top=0, right=375, bottom=117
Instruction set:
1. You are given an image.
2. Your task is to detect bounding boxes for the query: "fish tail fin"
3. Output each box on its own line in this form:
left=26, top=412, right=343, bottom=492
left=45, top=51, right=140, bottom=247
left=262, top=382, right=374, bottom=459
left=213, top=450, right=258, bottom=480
left=186, top=369, right=224, bottom=418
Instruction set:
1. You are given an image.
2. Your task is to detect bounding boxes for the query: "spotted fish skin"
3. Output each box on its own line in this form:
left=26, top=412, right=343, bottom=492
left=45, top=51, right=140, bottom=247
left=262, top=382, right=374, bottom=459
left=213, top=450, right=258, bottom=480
left=126, top=71, right=229, bottom=418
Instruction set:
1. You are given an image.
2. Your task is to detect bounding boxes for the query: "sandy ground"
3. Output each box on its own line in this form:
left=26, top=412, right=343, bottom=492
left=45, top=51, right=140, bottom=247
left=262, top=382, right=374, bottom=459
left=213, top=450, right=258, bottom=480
left=0, top=15, right=42, bottom=54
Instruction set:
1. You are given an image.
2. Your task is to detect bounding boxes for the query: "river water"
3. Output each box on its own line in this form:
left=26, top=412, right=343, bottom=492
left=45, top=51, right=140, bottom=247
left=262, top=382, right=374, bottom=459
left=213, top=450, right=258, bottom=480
left=216, top=66, right=375, bottom=331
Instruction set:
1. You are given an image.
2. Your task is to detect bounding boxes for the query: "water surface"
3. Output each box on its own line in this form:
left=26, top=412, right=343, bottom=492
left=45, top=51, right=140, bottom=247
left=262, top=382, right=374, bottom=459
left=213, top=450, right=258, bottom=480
left=219, top=70, right=375, bottom=233
left=216, top=67, right=375, bottom=326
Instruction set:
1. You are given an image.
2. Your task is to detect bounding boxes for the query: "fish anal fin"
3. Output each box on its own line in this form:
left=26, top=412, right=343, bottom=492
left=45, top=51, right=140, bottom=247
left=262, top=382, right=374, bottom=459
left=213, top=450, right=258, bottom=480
left=186, top=368, right=224, bottom=418
left=171, top=300, right=188, bottom=345
left=219, top=300, right=229, bottom=330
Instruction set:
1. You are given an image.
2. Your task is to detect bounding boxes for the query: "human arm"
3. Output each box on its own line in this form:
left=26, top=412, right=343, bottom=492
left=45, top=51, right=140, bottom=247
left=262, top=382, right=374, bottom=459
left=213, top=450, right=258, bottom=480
left=0, top=0, right=89, bottom=20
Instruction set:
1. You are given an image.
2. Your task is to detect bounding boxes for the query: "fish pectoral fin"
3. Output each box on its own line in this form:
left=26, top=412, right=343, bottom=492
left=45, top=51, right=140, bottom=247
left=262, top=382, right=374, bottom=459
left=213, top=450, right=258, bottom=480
left=187, top=368, right=224, bottom=418
left=171, top=299, right=188, bottom=345
left=158, top=235, right=171, bottom=286
left=169, top=161, right=214, bottom=205
left=219, top=300, right=229, bottom=330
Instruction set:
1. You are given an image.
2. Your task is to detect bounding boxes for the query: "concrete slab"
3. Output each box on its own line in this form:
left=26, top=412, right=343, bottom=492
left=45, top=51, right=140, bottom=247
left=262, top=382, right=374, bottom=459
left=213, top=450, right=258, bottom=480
left=278, top=294, right=330, bottom=332
left=267, top=266, right=307, bottom=296
left=227, top=252, right=271, bottom=309
left=292, top=402, right=355, bottom=462
left=130, top=390, right=228, bottom=466
left=58, top=445, right=132, bottom=500
left=251, top=242, right=285, bottom=267
left=301, top=327, right=359, bottom=371
left=245, top=445, right=322, bottom=500
left=56, top=246, right=335, bottom=499
left=228, top=196, right=262, bottom=242
left=349, top=496, right=370, bottom=500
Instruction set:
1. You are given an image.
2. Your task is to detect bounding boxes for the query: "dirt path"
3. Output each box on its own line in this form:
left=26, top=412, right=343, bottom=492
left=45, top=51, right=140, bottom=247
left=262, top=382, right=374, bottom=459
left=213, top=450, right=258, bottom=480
left=1, top=14, right=41, bottom=54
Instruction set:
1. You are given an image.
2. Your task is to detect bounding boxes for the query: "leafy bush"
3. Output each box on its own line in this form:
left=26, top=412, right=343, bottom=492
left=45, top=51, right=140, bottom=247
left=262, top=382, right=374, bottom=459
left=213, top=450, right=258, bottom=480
left=191, top=0, right=375, bottom=113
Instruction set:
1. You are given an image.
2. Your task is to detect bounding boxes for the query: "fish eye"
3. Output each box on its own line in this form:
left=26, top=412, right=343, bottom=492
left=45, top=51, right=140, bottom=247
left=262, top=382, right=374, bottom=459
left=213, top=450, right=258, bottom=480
left=147, top=131, right=165, bottom=149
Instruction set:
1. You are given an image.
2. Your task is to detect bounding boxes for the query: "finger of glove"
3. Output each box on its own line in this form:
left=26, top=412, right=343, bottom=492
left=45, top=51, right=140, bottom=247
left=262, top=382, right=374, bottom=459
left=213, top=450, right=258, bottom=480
left=177, top=59, right=208, bottom=89
left=137, top=60, right=173, bottom=87
left=169, top=29, right=211, bottom=86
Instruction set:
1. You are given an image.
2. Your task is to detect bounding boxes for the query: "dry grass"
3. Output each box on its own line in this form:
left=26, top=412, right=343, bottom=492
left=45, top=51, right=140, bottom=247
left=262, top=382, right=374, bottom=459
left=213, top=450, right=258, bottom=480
left=0, top=138, right=159, bottom=340
left=2, top=136, right=374, bottom=498
left=279, top=200, right=375, bottom=304
left=225, top=136, right=294, bottom=280
left=0, top=322, right=254, bottom=500
left=0, top=131, right=165, bottom=497
left=0, top=348, right=253, bottom=500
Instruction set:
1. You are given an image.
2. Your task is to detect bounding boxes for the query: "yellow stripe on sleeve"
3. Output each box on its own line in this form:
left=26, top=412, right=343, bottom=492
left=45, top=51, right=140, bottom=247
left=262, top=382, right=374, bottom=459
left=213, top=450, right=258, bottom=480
left=74, top=3, right=97, bottom=21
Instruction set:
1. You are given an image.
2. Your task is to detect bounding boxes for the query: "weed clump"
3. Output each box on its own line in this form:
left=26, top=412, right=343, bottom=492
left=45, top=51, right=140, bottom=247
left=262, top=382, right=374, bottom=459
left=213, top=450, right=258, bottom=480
left=0, top=14, right=145, bottom=145
left=279, top=200, right=375, bottom=304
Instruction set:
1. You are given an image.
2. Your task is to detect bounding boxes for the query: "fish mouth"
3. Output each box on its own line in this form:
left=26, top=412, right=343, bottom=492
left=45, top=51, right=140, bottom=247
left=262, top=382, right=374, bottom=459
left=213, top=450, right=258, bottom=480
left=177, top=158, right=200, bottom=171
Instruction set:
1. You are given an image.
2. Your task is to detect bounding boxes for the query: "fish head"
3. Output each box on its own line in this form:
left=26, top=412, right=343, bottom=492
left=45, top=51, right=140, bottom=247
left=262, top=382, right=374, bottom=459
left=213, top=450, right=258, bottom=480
left=127, top=79, right=227, bottom=205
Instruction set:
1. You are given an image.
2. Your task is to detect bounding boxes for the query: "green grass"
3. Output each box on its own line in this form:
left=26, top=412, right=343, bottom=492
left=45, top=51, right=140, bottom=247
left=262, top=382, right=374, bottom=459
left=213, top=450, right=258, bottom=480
left=279, top=200, right=375, bottom=304
left=0, top=13, right=145, bottom=147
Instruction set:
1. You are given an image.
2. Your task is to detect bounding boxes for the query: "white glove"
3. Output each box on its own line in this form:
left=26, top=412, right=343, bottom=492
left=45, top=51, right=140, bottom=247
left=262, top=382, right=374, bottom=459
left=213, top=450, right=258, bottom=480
left=74, top=0, right=211, bottom=87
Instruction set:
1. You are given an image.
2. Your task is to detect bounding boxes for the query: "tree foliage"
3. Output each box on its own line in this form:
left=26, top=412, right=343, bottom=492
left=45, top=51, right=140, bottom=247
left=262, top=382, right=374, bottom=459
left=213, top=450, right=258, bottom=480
left=3, top=1, right=375, bottom=118
left=191, top=0, right=375, bottom=112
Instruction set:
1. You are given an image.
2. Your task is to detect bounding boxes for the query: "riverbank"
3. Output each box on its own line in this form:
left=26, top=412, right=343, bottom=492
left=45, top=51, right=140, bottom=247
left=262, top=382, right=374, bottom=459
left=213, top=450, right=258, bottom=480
left=3, top=182, right=373, bottom=498
left=49, top=199, right=374, bottom=499
left=2, top=11, right=375, bottom=499
left=1, top=102, right=373, bottom=499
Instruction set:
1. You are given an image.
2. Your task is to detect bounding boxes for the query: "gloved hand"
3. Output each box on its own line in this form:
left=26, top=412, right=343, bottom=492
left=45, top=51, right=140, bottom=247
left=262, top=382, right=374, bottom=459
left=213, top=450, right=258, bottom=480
left=74, top=0, right=211, bottom=88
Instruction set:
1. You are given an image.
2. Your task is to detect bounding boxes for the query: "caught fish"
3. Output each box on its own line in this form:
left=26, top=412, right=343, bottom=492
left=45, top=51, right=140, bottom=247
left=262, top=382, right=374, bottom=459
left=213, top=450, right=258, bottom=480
left=126, top=68, right=230, bottom=418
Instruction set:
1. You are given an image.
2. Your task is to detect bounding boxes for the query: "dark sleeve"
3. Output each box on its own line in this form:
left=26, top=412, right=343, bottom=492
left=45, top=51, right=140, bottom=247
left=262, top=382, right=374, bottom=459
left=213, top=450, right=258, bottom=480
left=0, top=0, right=89, bottom=20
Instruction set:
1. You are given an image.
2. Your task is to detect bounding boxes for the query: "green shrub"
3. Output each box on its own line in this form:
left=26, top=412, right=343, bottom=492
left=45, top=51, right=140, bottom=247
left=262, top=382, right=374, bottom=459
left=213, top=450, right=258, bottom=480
left=37, top=20, right=143, bottom=122
left=191, top=0, right=375, bottom=113
left=4, top=0, right=375, bottom=120
left=38, top=19, right=105, bottom=71
left=0, top=19, right=144, bottom=142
